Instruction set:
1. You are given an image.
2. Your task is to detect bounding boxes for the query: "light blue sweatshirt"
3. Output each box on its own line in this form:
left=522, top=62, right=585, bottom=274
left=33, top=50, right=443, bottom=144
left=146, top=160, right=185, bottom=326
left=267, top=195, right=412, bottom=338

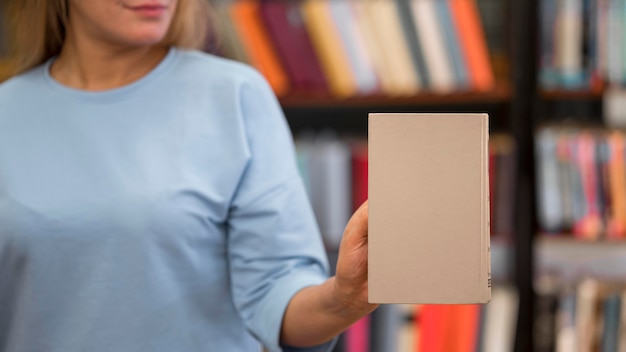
left=0, top=48, right=333, bottom=352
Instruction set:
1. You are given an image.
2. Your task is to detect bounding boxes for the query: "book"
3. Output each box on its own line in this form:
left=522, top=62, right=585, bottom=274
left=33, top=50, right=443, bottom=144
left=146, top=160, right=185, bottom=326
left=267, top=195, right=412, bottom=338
left=604, top=131, right=626, bottom=238
left=351, top=141, right=368, bottom=212
left=555, top=0, right=585, bottom=88
left=367, top=0, right=421, bottom=95
left=575, top=278, right=600, bottom=351
left=308, top=134, right=352, bottom=250
left=369, top=305, right=400, bottom=352
left=300, top=0, right=357, bottom=98
left=215, top=1, right=250, bottom=64
left=601, top=292, right=621, bottom=352
left=350, top=0, right=396, bottom=95
left=539, top=0, right=560, bottom=89
left=493, top=135, right=517, bottom=237
left=534, top=275, right=560, bottom=352
left=368, top=113, right=491, bottom=304
left=345, top=316, right=370, bottom=352
left=556, top=288, right=577, bottom=352
left=395, top=0, right=431, bottom=89
left=488, top=139, right=497, bottom=235
left=618, top=289, right=626, bottom=352
left=259, top=0, right=327, bottom=93
left=436, top=0, right=469, bottom=89
left=417, top=305, right=452, bottom=352
left=483, top=286, right=519, bottom=352
left=228, top=0, right=290, bottom=96
left=410, top=0, right=456, bottom=92
left=449, top=304, right=481, bottom=352
left=327, top=0, right=379, bottom=95
left=536, top=128, right=565, bottom=233
left=449, top=0, right=496, bottom=91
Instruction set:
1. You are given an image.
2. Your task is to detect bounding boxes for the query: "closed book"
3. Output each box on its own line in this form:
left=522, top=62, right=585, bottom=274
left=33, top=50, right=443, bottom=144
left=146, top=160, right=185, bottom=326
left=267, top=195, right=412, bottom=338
left=367, top=0, right=421, bottom=95
left=483, top=286, right=519, bottom=352
left=572, top=133, right=603, bottom=239
left=449, top=0, right=495, bottom=91
left=449, top=305, right=481, bottom=352
left=351, top=142, right=368, bottom=211
left=328, top=0, right=379, bottom=95
left=350, top=0, right=396, bottom=95
left=575, top=279, right=600, bottom=351
left=368, top=113, right=491, bottom=304
left=308, top=135, right=352, bottom=250
left=536, top=128, right=565, bottom=233
left=493, top=135, right=517, bottom=237
left=301, top=0, right=358, bottom=98
left=214, top=2, right=250, bottom=64
left=417, top=305, right=453, bottom=352
left=607, top=0, right=622, bottom=85
left=396, top=305, right=417, bottom=352
left=601, top=292, right=621, bottom=352
left=395, top=0, right=431, bottom=89
left=259, top=0, right=327, bottom=93
left=556, top=289, right=577, bottom=352
left=539, top=0, right=561, bottom=89
left=618, top=289, right=626, bottom=352
left=410, top=0, right=456, bottom=92
left=228, top=0, right=290, bottom=96
left=345, top=316, right=370, bottom=352
left=609, top=132, right=626, bottom=238
left=436, top=0, right=469, bottom=89
left=369, top=305, right=400, bottom=352
left=488, top=140, right=497, bottom=235
left=555, top=0, right=585, bottom=88
left=534, top=275, right=560, bottom=352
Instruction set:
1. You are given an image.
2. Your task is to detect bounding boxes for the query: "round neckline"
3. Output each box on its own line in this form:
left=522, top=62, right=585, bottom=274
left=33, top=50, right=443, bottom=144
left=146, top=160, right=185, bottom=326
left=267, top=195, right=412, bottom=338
left=44, top=47, right=178, bottom=101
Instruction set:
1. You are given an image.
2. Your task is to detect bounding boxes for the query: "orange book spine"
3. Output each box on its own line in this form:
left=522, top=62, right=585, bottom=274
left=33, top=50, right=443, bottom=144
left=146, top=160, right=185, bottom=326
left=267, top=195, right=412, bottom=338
left=607, top=132, right=626, bottom=239
left=229, top=0, right=290, bottom=97
left=417, top=305, right=451, bottom=352
left=449, top=0, right=495, bottom=91
left=449, top=305, right=481, bottom=352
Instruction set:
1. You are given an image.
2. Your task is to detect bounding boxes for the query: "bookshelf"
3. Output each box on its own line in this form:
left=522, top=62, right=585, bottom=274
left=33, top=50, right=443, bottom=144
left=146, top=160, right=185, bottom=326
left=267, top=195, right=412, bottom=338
left=536, top=237, right=626, bottom=281
left=532, top=0, right=626, bottom=349
left=280, top=82, right=512, bottom=109
left=0, top=0, right=536, bottom=350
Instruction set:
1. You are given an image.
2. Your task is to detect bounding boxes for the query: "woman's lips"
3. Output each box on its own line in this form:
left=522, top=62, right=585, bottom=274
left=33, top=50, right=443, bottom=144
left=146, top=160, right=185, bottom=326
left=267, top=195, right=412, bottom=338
left=127, top=4, right=168, bottom=18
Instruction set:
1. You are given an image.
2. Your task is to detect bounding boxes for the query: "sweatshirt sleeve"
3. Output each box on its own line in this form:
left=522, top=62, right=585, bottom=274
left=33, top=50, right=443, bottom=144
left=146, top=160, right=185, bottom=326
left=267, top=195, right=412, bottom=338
left=226, top=68, right=337, bottom=352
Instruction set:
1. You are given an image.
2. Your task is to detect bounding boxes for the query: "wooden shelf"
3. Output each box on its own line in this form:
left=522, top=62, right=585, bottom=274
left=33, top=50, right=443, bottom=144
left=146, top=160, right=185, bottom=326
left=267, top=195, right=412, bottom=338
left=279, top=83, right=512, bottom=109
left=535, top=236, right=626, bottom=281
left=540, top=88, right=604, bottom=100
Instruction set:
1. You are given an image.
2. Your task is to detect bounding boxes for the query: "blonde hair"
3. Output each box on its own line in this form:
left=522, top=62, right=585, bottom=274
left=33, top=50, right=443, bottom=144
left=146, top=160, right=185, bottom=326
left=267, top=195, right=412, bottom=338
left=0, top=0, right=214, bottom=81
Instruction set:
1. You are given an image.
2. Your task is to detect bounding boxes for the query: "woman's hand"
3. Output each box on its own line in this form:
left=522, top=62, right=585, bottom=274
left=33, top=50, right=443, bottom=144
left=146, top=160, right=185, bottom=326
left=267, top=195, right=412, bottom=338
left=333, top=200, right=379, bottom=316
left=280, top=201, right=378, bottom=347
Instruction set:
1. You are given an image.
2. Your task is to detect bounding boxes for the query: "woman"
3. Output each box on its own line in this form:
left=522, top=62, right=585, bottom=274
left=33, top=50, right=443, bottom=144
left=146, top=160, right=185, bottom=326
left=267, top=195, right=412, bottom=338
left=0, top=0, right=376, bottom=351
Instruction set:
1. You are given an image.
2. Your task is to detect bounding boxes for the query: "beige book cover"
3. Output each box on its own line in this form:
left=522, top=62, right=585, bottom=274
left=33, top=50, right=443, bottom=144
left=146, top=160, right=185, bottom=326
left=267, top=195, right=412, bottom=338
left=368, top=113, right=491, bottom=304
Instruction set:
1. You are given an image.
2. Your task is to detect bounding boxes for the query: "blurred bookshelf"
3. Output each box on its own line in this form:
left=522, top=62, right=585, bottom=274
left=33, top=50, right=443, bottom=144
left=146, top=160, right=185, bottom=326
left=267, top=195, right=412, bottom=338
left=539, top=89, right=604, bottom=101
left=535, top=236, right=626, bottom=281
left=214, top=0, right=526, bottom=350
left=0, top=0, right=536, bottom=349
left=533, top=0, right=626, bottom=349
left=280, top=82, right=512, bottom=109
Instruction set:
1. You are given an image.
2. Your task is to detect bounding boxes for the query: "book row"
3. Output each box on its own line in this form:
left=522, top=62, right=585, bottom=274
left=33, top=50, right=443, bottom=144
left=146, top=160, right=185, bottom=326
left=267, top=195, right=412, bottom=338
left=535, top=126, right=626, bottom=239
left=325, top=285, right=518, bottom=352
left=393, top=285, right=518, bottom=352
left=294, top=133, right=516, bottom=251
left=214, top=0, right=496, bottom=99
left=534, top=276, right=626, bottom=352
left=539, top=0, right=626, bottom=91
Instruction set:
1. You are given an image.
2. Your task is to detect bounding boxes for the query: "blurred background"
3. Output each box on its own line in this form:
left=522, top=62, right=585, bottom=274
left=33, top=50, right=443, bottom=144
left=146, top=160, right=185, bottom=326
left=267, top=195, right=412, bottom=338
left=3, top=0, right=626, bottom=351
